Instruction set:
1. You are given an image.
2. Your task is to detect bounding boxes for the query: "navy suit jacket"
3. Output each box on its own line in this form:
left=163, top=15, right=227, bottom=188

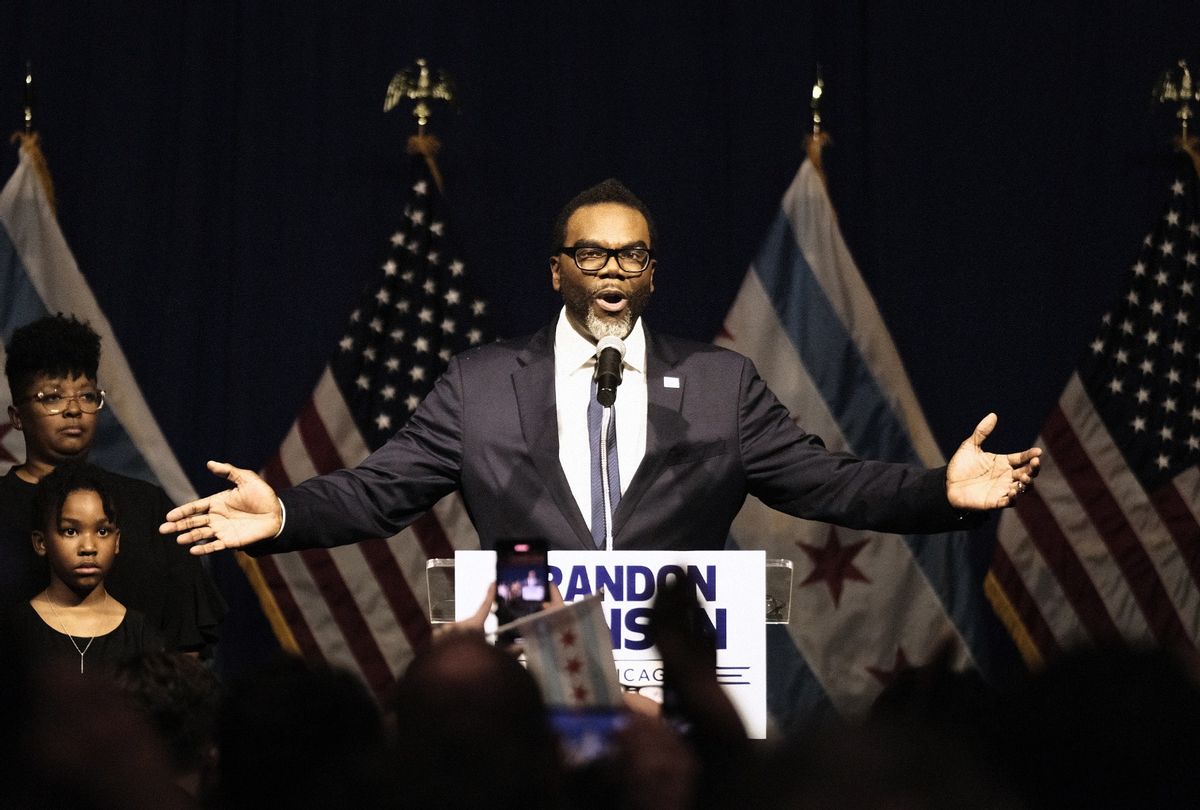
left=267, top=321, right=966, bottom=554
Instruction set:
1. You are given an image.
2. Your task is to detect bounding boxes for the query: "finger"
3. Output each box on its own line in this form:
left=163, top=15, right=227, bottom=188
left=208, top=459, right=256, bottom=487
left=189, top=538, right=227, bottom=556
left=206, top=459, right=236, bottom=478
left=163, top=496, right=215, bottom=524
left=970, top=413, right=998, bottom=448
left=546, top=581, right=565, bottom=608
left=165, top=512, right=215, bottom=533
left=471, top=582, right=497, bottom=625
left=1005, top=446, right=1042, bottom=467
left=173, top=522, right=216, bottom=545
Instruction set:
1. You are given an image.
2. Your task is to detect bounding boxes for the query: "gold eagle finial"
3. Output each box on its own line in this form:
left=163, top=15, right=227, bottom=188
left=384, top=58, right=456, bottom=131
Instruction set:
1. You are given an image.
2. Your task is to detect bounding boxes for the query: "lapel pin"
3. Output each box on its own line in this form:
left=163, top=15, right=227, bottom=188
left=663, top=376, right=680, bottom=388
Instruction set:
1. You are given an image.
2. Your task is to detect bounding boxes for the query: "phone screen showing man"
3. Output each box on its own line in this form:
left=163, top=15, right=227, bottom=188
left=494, top=539, right=549, bottom=643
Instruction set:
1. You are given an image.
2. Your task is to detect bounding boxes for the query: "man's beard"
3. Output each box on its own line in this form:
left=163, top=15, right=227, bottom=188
left=564, top=285, right=652, bottom=341
left=585, top=308, right=633, bottom=340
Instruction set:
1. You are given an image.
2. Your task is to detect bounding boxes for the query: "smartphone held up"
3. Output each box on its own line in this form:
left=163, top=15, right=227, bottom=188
left=494, top=539, right=550, bottom=644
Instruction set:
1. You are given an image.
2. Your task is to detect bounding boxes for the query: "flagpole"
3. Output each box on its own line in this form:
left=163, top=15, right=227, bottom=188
left=385, top=57, right=457, bottom=195
left=23, top=61, right=34, bottom=135
left=806, top=68, right=831, bottom=184
left=407, top=133, right=445, bottom=196
left=11, top=63, right=57, bottom=214
left=239, top=64, right=491, bottom=693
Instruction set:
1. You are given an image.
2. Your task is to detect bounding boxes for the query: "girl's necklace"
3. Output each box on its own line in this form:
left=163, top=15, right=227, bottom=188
left=45, top=592, right=107, bottom=674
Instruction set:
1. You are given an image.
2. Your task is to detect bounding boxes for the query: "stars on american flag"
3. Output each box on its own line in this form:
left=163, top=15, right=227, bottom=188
left=1084, top=173, right=1200, bottom=486
left=329, top=165, right=493, bottom=447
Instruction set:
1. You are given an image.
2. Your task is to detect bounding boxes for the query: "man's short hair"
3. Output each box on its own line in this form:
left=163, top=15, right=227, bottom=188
left=5, top=313, right=102, bottom=401
left=550, top=178, right=658, bottom=255
left=30, top=461, right=120, bottom=535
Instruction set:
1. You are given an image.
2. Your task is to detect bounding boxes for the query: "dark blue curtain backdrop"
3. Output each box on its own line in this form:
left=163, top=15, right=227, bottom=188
left=3, top=1, right=1198, bottom=673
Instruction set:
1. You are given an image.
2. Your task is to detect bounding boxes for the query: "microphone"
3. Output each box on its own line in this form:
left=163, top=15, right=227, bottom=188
left=594, top=336, right=626, bottom=407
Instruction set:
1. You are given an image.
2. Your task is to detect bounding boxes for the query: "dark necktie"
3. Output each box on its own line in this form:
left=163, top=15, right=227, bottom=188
left=588, top=378, right=621, bottom=548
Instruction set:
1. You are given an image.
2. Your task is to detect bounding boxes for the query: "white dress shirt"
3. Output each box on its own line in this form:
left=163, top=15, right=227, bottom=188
left=554, top=308, right=648, bottom=532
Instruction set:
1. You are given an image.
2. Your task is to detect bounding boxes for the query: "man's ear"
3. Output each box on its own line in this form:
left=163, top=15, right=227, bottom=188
left=648, top=260, right=656, bottom=292
left=7, top=403, right=22, bottom=432
left=31, top=530, right=46, bottom=556
left=550, top=256, right=562, bottom=291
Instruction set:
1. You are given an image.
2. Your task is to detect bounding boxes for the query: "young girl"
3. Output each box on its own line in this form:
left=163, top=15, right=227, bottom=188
left=8, top=461, right=161, bottom=673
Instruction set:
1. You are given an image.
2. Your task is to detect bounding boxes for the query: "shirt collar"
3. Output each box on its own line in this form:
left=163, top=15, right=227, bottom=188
left=554, top=307, right=647, bottom=374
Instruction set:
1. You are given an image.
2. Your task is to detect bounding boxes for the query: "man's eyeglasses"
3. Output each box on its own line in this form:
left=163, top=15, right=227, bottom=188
left=557, top=246, right=653, bottom=274
left=17, top=390, right=107, bottom=415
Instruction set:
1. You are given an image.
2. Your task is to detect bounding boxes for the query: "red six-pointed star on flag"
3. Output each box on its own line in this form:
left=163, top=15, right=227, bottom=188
left=796, top=527, right=871, bottom=606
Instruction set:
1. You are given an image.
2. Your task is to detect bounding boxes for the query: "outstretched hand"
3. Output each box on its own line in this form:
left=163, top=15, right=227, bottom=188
left=159, top=460, right=283, bottom=555
left=946, top=413, right=1041, bottom=510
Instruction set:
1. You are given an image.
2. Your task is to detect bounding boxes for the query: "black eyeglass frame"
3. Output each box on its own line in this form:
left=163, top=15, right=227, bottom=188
left=556, top=245, right=654, bottom=274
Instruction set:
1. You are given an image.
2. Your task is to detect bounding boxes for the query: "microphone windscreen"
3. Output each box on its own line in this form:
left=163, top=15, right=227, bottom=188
left=596, top=335, right=627, bottom=359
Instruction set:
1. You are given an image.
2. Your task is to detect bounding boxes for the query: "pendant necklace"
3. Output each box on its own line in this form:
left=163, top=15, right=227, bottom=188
left=46, top=592, right=106, bottom=674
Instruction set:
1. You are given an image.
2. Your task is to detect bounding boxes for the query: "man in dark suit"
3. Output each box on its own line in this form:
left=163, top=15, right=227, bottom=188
left=161, top=180, right=1040, bottom=556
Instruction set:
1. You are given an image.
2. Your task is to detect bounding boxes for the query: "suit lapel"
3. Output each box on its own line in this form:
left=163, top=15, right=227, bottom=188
left=613, top=330, right=686, bottom=537
left=512, top=325, right=595, bottom=549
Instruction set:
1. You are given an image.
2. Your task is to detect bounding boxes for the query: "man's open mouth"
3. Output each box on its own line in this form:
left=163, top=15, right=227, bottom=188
left=595, top=289, right=628, bottom=313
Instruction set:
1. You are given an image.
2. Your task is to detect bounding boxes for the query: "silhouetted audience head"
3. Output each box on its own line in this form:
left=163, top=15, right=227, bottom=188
left=113, top=651, right=221, bottom=799
left=996, top=643, right=1200, bottom=809
left=0, top=651, right=187, bottom=809
left=391, top=632, right=563, bottom=809
left=14, top=566, right=1196, bottom=810
left=757, top=718, right=1023, bottom=810
left=214, top=653, right=391, bottom=809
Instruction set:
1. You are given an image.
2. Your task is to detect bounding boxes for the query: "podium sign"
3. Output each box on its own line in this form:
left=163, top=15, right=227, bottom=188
left=455, top=549, right=767, bottom=739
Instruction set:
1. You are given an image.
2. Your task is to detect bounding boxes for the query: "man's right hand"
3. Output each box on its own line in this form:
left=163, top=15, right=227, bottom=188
left=159, top=460, right=283, bottom=555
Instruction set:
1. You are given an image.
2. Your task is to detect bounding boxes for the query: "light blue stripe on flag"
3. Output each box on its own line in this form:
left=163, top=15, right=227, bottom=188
left=753, top=216, right=921, bottom=465
left=720, top=157, right=988, bottom=730
left=0, top=221, right=155, bottom=484
left=752, top=213, right=921, bottom=467
left=751, top=207, right=984, bottom=655
left=0, top=142, right=194, bottom=501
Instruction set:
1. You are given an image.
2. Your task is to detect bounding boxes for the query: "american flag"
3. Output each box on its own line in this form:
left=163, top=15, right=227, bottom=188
left=238, top=148, right=490, bottom=698
left=717, top=141, right=984, bottom=732
left=988, top=151, right=1200, bottom=666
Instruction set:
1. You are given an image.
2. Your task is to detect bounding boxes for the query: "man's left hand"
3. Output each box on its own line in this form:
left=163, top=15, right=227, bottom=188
left=946, top=413, right=1041, bottom=510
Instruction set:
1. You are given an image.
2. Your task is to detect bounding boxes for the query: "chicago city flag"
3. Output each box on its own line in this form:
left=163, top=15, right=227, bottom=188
left=508, top=592, right=626, bottom=710
left=0, top=134, right=193, bottom=503
left=717, top=140, right=985, bottom=732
